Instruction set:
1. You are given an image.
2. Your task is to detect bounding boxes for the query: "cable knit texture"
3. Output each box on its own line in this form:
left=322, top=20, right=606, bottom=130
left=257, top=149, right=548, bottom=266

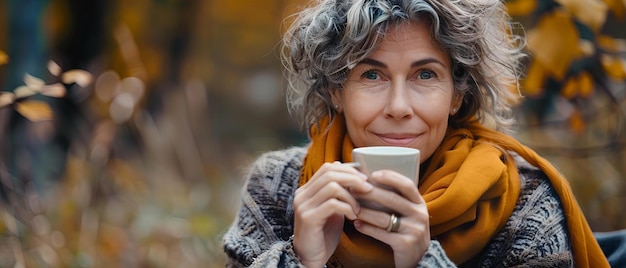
left=222, top=147, right=573, bottom=267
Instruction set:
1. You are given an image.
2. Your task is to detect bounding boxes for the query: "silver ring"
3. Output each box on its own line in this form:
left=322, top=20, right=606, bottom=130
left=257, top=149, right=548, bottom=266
left=386, top=213, right=401, bottom=232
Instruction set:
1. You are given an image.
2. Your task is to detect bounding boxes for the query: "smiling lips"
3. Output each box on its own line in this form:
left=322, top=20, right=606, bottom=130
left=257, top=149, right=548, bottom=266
left=376, top=133, right=420, bottom=146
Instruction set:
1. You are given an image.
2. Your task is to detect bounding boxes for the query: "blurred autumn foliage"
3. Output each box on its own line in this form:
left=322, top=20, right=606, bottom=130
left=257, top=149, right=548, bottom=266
left=0, top=0, right=302, bottom=266
left=506, top=0, right=626, bottom=231
left=0, top=0, right=624, bottom=267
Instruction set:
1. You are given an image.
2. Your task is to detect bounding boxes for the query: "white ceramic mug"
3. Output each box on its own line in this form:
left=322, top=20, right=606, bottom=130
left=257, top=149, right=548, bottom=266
left=350, top=146, right=420, bottom=212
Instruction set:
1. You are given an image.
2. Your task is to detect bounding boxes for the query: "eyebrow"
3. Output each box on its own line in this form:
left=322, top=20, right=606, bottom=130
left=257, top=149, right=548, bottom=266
left=357, top=57, right=446, bottom=68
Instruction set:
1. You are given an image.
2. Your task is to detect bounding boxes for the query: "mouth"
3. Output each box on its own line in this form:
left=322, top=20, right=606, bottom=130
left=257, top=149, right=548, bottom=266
left=376, top=133, right=420, bottom=146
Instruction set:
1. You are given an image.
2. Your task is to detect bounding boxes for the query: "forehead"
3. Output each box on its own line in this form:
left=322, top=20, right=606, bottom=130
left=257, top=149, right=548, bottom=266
left=362, top=21, right=449, bottom=65
left=381, top=21, right=440, bottom=49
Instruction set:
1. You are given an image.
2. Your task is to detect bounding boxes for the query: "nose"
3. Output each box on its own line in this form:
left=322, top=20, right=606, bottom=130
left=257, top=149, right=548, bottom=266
left=384, top=81, right=413, bottom=119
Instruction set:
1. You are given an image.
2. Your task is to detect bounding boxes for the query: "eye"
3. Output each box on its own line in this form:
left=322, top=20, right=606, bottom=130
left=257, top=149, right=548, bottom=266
left=361, top=70, right=380, bottom=80
left=418, top=70, right=436, bottom=80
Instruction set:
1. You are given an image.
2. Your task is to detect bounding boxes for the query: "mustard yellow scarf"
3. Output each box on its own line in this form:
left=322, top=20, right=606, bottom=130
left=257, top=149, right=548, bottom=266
left=299, top=115, right=608, bottom=267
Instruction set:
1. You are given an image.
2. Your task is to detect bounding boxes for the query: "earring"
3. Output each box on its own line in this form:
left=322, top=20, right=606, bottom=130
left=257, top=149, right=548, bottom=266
left=334, top=104, right=339, bottom=110
left=451, top=108, right=458, bottom=114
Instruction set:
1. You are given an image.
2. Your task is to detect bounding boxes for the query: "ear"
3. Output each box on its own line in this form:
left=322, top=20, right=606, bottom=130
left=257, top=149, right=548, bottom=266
left=450, top=92, right=463, bottom=115
left=330, top=88, right=343, bottom=113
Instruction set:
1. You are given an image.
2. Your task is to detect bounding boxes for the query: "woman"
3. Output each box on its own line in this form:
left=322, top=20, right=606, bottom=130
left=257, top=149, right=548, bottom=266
left=223, top=0, right=609, bottom=267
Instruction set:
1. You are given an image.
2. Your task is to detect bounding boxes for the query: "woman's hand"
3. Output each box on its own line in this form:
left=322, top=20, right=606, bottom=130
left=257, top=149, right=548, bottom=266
left=353, top=170, right=430, bottom=268
left=293, top=162, right=373, bottom=267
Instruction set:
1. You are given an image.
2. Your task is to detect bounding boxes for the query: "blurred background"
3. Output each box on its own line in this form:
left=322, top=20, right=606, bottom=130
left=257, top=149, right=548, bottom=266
left=0, top=0, right=624, bottom=267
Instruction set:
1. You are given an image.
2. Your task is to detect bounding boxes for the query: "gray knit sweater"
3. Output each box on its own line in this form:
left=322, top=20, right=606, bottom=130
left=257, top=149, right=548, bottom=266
left=223, top=147, right=573, bottom=267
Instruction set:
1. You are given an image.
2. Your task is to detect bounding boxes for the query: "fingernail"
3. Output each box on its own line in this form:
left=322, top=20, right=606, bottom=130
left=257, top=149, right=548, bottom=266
left=371, top=171, right=382, bottom=178
left=362, top=181, right=373, bottom=191
left=353, top=220, right=362, bottom=228
left=358, top=172, right=368, bottom=179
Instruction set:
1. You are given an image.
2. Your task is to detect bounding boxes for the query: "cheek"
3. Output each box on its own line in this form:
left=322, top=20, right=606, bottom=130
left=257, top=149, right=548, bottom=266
left=343, top=104, right=378, bottom=139
left=417, top=99, right=453, bottom=161
left=417, top=97, right=452, bottom=126
left=423, top=107, right=451, bottom=127
left=340, top=93, right=383, bottom=146
left=419, top=124, right=449, bottom=163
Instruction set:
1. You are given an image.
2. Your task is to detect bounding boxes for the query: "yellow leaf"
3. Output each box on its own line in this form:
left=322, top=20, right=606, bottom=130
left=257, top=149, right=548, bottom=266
left=569, top=110, right=585, bottom=133
left=40, top=83, right=67, bottom=98
left=15, top=100, right=54, bottom=121
left=562, top=72, right=595, bottom=98
left=47, top=60, right=62, bottom=76
left=527, top=10, right=584, bottom=80
left=62, top=70, right=93, bottom=87
left=0, top=92, right=16, bottom=108
left=598, top=35, right=626, bottom=53
left=14, top=85, right=37, bottom=98
left=562, top=76, right=578, bottom=98
left=620, top=58, right=626, bottom=79
left=23, top=73, right=45, bottom=90
left=601, top=54, right=626, bottom=79
left=98, top=225, right=126, bottom=260
left=578, top=72, right=594, bottom=97
left=0, top=51, right=7, bottom=65
left=522, top=60, right=547, bottom=96
left=555, top=0, right=608, bottom=32
left=506, top=0, right=537, bottom=17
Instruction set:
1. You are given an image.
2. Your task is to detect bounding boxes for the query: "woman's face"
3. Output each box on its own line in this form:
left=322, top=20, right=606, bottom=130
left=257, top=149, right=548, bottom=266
left=332, top=21, right=461, bottom=163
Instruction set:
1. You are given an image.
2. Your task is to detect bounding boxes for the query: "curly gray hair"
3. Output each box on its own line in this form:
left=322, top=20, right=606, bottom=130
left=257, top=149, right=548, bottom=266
left=282, top=0, right=525, bottom=134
